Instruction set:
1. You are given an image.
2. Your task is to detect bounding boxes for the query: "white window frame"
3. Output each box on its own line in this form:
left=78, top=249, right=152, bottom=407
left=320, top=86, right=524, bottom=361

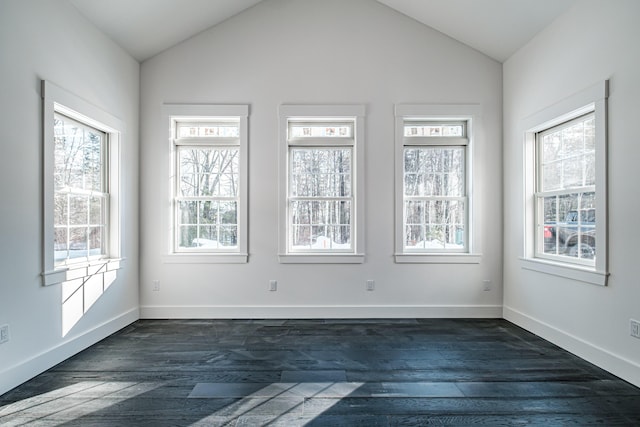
left=42, top=80, right=122, bottom=286
left=278, top=105, right=365, bottom=264
left=521, top=80, right=609, bottom=286
left=394, top=104, right=481, bottom=264
left=163, top=104, right=248, bottom=264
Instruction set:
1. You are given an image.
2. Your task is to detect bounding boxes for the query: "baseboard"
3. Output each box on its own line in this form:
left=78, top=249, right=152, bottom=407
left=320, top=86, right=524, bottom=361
left=0, top=307, right=139, bottom=396
left=503, top=305, right=640, bottom=388
left=139, top=304, right=503, bottom=319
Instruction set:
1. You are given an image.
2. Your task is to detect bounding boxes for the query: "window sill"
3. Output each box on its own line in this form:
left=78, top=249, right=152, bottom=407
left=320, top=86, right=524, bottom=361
left=278, top=253, right=365, bottom=264
left=395, top=253, right=481, bottom=264
left=42, top=258, right=123, bottom=287
left=520, top=257, right=608, bottom=286
left=162, top=253, right=248, bottom=264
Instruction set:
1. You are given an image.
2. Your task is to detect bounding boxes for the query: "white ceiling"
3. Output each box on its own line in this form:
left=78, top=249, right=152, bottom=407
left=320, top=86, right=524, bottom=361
left=69, top=0, right=264, bottom=61
left=70, top=0, right=576, bottom=62
left=377, top=0, right=576, bottom=62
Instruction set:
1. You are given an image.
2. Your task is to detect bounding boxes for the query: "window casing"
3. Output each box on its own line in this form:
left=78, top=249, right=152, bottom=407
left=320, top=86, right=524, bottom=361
left=279, top=105, right=365, bottom=263
left=521, top=80, right=608, bottom=286
left=164, top=105, right=248, bottom=263
left=395, top=105, right=480, bottom=264
left=42, top=80, right=122, bottom=286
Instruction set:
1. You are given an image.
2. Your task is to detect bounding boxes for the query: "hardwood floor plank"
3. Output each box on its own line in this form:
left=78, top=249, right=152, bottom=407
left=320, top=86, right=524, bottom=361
left=389, top=414, right=640, bottom=426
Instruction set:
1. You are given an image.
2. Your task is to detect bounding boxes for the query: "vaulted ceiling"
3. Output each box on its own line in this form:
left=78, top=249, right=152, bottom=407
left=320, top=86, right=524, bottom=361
left=69, top=0, right=576, bottom=62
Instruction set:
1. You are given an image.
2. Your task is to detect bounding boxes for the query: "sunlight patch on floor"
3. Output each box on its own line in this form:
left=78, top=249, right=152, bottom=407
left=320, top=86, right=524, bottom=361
left=189, top=382, right=364, bottom=426
left=0, top=381, right=161, bottom=426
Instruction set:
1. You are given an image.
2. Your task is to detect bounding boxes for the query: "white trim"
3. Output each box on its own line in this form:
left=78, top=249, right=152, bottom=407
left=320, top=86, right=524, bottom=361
left=278, top=253, right=365, bottom=264
left=395, top=253, right=482, bottom=264
left=0, top=308, right=138, bottom=396
left=403, top=137, right=468, bottom=146
left=279, top=104, right=365, bottom=118
left=394, top=104, right=481, bottom=261
left=519, top=257, right=608, bottom=286
left=503, top=306, right=640, bottom=388
left=162, top=104, right=248, bottom=118
left=41, top=80, right=123, bottom=286
left=278, top=104, right=365, bottom=262
left=521, top=80, right=608, bottom=280
left=521, top=81, right=607, bottom=132
left=161, top=254, right=248, bottom=264
left=42, top=258, right=123, bottom=287
left=163, top=104, right=249, bottom=263
left=140, top=304, right=503, bottom=319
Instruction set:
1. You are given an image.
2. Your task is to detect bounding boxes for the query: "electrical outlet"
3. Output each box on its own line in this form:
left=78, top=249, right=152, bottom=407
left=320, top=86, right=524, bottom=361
left=0, top=324, right=9, bottom=344
left=269, top=280, right=277, bottom=292
left=483, top=280, right=492, bottom=291
left=366, top=280, right=375, bottom=291
left=631, top=319, right=640, bottom=339
left=152, top=280, right=160, bottom=291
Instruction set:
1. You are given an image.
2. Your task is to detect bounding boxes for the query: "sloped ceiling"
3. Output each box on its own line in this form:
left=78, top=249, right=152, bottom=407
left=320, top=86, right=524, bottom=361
left=377, top=0, right=575, bottom=62
left=70, top=0, right=575, bottom=62
left=69, top=0, right=264, bottom=61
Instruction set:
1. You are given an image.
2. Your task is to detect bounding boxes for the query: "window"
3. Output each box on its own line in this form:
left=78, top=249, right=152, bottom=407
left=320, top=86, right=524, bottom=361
left=53, top=114, right=108, bottom=264
left=42, top=80, right=122, bottom=286
left=164, top=105, right=248, bottom=263
left=536, top=114, right=596, bottom=263
left=395, top=105, right=480, bottom=264
left=522, top=81, right=608, bottom=286
left=279, top=105, right=364, bottom=263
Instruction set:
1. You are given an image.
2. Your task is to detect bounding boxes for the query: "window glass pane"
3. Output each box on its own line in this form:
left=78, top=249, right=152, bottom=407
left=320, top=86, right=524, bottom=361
left=179, top=148, right=239, bottom=197
left=290, top=200, right=351, bottom=250
left=178, top=123, right=239, bottom=138
left=89, top=196, right=104, bottom=225
left=585, top=153, right=596, bottom=186
left=563, top=157, right=584, bottom=188
left=54, top=194, right=68, bottom=226
left=54, top=228, right=68, bottom=262
left=405, top=200, right=424, bottom=225
left=290, top=124, right=352, bottom=138
left=540, top=192, right=596, bottom=260
left=199, top=200, right=217, bottom=225
left=178, top=201, right=198, bottom=225
left=584, top=117, right=595, bottom=151
left=539, top=114, right=595, bottom=192
left=404, top=147, right=464, bottom=197
left=54, top=114, right=103, bottom=192
left=197, top=225, right=218, bottom=247
left=542, top=161, right=562, bottom=191
left=179, top=225, right=198, bottom=248
left=176, top=200, right=238, bottom=250
left=290, top=148, right=352, bottom=197
left=404, top=199, right=465, bottom=250
left=69, top=195, right=88, bottom=225
left=219, top=201, right=237, bottom=225
left=89, top=226, right=103, bottom=255
left=404, top=124, right=464, bottom=137
left=563, top=121, right=584, bottom=153
left=219, top=225, right=238, bottom=247
left=405, top=225, right=425, bottom=247
left=68, top=227, right=87, bottom=259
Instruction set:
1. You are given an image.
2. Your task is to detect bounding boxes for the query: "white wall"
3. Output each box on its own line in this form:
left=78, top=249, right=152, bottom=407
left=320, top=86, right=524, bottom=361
left=0, top=0, right=140, bottom=395
left=140, top=0, right=503, bottom=319
left=503, top=0, right=640, bottom=387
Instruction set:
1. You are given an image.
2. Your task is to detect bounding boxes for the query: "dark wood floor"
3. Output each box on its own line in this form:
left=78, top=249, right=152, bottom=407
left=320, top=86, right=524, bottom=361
left=1, top=319, right=639, bottom=426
